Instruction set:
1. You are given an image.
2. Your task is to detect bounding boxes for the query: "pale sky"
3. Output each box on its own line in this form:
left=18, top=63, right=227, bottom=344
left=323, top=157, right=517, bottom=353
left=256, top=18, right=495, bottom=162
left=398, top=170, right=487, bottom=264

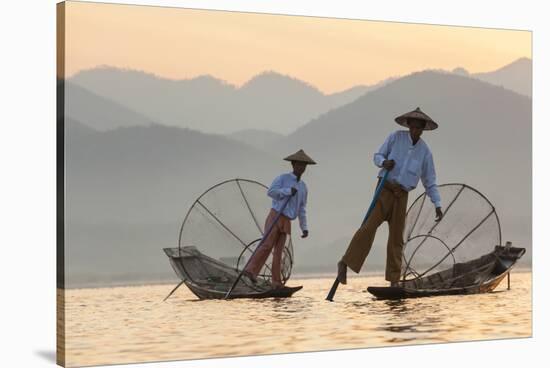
left=62, top=1, right=531, bottom=94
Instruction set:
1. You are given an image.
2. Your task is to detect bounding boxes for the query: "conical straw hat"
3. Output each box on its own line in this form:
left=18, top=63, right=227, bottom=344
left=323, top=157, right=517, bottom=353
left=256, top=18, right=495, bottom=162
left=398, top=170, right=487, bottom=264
left=395, top=107, right=438, bottom=130
left=283, top=149, right=317, bottom=165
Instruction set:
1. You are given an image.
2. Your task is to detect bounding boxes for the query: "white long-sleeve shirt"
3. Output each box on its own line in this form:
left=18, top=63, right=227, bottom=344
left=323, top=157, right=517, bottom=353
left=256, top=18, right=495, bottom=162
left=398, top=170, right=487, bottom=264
left=267, top=173, right=308, bottom=232
left=374, top=130, right=442, bottom=208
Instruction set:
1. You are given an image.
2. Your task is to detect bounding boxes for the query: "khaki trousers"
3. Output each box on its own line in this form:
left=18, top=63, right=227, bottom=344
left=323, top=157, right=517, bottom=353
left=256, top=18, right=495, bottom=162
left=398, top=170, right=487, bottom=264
left=342, top=181, right=409, bottom=282
left=245, top=209, right=291, bottom=284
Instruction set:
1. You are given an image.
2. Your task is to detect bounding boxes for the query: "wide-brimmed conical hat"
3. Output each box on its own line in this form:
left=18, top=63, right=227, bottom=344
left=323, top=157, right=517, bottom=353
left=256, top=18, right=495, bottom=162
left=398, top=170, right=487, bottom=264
left=395, top=107, right=438, bottom=130
left=284, top=149, right=317, bottom=165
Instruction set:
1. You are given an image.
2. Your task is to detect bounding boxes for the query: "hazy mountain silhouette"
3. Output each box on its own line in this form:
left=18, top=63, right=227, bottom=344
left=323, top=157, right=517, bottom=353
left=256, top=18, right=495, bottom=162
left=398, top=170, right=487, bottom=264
left=64, top=70, right=531, bottom=286
left=472, top=58, right=532, bottom=97
left=69, top=67, right=376, bottom=134
left=69, top=66, right=237, bottom=132
left=65, top=81, right=154, bottom=131
left=449, top=58, right=532, bottom=97
left=68, top=59, right=529, bottom=137
left=328, top=82, right=392, bottom=106
left=228, top=128, right=284, bottom=150
left=64, top=117, right=100, bottom=140
left=236, top=71, right=329, bottom=134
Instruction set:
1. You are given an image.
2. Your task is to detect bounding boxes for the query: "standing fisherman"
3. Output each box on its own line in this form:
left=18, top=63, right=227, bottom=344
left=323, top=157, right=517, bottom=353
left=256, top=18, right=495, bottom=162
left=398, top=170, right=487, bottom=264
left=243, top=149, right=316, bottom=288
left=337, top=107, right=444, bottom=287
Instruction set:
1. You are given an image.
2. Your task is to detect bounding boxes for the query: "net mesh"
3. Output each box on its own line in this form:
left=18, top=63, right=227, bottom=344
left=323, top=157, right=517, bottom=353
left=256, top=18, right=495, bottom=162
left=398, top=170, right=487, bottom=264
left=402, top=184, right=501, bottom=281
left=177, top=179, right=294, bottom=289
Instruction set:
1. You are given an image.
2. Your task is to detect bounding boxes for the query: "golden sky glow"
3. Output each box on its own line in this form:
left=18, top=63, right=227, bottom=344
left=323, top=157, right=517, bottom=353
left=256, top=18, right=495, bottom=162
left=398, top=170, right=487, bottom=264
left=63, top=1, right=531, bottom=94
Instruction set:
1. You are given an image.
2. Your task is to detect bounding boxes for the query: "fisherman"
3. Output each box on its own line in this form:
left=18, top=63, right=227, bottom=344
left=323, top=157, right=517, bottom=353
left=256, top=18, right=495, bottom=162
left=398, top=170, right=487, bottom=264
left=243, top=149, right=316, bottom=288
left=337, top=107, right=444, bottom=287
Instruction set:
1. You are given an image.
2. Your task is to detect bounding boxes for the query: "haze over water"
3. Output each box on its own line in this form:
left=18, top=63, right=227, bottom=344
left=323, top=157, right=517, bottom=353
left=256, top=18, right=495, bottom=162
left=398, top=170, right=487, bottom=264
left=62, top=272, right=531, bottom=367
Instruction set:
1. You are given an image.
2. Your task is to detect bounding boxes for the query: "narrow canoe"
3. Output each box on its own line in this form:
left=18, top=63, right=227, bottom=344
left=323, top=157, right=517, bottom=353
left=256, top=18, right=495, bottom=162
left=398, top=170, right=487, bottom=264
left=367, top=246, right=525, bottom=300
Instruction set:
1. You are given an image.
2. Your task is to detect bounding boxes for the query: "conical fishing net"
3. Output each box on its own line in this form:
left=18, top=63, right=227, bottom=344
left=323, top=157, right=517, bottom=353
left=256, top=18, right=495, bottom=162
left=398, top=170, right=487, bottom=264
left=402, top=184, right=502, bottom=281
left=177, top=179, right=294, bottom=291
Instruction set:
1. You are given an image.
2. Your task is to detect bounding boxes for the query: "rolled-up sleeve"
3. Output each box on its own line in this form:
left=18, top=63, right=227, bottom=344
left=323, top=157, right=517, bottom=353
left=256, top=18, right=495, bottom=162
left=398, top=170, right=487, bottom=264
left=373, top=131, right=396, bottom=168
left=267, top=175, right=292, bottom=200
left=298, top=188, right=308, bottom=232
left=421, top=152, right=441, bottom=208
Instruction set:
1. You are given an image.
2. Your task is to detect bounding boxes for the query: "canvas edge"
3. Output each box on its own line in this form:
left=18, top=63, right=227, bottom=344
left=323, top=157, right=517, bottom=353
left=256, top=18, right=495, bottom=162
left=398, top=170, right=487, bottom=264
left=56, top=2, right=66, bottom=367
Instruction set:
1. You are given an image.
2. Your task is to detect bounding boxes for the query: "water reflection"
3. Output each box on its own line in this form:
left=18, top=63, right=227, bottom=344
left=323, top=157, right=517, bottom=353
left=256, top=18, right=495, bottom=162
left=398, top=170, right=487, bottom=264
left=384, top=299, right=409, bottom=314
left=254, top=296, right=315, bottom=320
left=62, top=273, right=532, bottom=367
left=375, top=297, right=449, bottom=340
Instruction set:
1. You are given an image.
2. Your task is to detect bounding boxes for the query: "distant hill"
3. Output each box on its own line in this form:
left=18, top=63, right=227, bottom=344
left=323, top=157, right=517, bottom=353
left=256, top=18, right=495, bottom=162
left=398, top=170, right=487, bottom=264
left=326, top=79, right=397, bottom=107
left=65, top=81, right=154, bottom=131
left=473, top=58, right=532, bottom=97
left=64, top=117, right=100, bottom=140
left=70, top=67, right=237, bottom=132
left=65, top=121, right=296, bottom=227
left=68, top=59, right=530, bottom=137
left=230, top=71, right=329, bottom=134
left=69, top=67, right=378, bottom=134
left=228, top=128, right=285, bottom=150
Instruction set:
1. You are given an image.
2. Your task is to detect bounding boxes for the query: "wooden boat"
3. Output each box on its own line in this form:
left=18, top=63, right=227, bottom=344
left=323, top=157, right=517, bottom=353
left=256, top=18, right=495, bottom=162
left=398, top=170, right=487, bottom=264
left=182, top=281, right=303, bottom=300
left=162, top=179, right=301, bottom=301
left=367, top=245, right=526, bottom=300
left=164, top=246, right=302, bottom=300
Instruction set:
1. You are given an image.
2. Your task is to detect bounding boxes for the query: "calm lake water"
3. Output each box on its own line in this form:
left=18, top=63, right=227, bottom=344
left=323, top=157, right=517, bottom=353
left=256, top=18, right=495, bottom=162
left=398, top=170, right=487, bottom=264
left=61, top=271, right=532, bottom=367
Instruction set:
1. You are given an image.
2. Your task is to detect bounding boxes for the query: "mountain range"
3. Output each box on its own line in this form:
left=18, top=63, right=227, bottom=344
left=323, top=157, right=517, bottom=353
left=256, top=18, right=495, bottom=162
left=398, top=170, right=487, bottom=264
left=471, top=57, right=532, bottom=97
left=67, top=58, right=530, bottom=136
left=69, top=68, right=378, bottom=135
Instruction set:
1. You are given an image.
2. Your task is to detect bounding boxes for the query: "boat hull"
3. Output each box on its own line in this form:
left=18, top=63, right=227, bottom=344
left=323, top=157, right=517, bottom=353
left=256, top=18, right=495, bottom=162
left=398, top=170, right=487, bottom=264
left=185, top=281, right=303, bottom=300
left=163, top=247, right=302, bottom=300
left=367, top=246, right=525, bottom=300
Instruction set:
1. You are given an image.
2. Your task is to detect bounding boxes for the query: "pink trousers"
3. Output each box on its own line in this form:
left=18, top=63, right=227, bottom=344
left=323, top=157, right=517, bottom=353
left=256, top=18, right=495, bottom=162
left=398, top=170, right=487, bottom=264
left=245, top=209, right=291, bottom=285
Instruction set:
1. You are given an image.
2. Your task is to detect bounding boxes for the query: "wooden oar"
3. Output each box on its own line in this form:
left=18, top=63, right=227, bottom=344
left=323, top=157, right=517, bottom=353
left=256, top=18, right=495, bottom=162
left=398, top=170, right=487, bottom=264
left=325, top=170, right=389, bottom=301
left=224, top=181, right=298, bottom=300
left=163, top=280, right=185, bottom=302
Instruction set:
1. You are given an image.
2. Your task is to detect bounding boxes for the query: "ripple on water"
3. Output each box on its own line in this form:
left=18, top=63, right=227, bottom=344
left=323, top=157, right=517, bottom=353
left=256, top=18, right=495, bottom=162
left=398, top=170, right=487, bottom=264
left=63, top=272, right=532, bottom=367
